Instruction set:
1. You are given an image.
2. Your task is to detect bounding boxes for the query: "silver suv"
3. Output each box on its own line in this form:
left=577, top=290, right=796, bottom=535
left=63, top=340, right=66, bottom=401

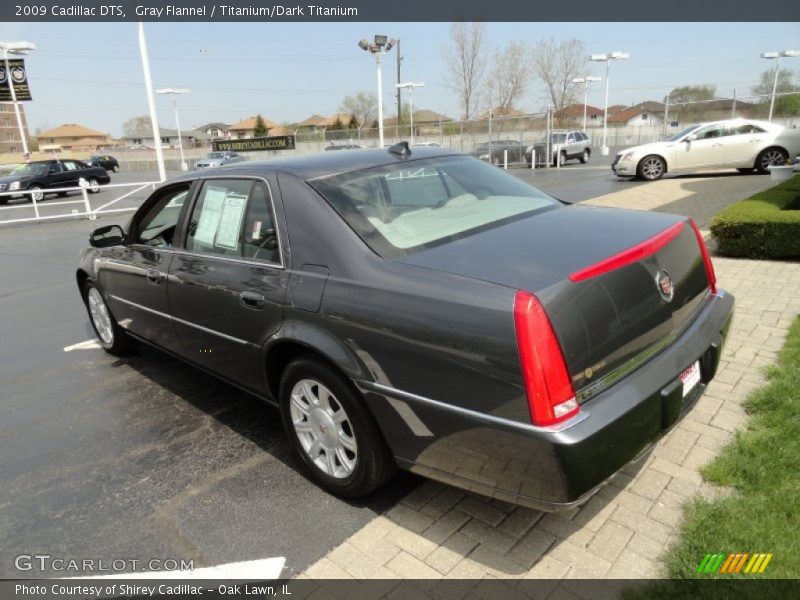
left=525, top=131, right=592, bottom=167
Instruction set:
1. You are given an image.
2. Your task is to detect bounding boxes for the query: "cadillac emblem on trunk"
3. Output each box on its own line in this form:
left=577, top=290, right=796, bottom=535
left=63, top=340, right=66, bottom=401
left=656, top=270, right=674, bottom=302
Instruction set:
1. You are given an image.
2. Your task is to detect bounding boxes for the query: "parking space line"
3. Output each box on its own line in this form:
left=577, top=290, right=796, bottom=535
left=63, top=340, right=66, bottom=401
left=69, top=557, right=286, bottom=580
left=63, top=339, right=101, bottom=352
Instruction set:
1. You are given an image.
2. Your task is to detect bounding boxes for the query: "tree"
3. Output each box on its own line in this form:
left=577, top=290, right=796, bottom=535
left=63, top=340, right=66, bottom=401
left=347, top=114, right=359, bottom=130
left=752, top=68, right=800, bottom=117
left=122, top=115, right=152, bottom=137
left=665, top=84, right=716, bottom=105
left=340, top=92, right=377, bottom=130
left=485, top=40, right=536, bottom=111
left=532, top=37, right=586, bottom=122
left=253, top=114, right=268, bottom=137
left=442, top=22, right=488, bottom=119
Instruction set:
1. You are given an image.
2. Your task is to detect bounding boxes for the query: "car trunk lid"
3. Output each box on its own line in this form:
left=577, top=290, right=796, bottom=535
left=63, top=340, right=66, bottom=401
left=397, top=205, right=713, bottom=402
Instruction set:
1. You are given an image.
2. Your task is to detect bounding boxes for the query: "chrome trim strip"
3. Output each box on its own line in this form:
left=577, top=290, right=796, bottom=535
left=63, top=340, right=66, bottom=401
left=171, top=249, right=283, bottom=270
left=109, top=295, right=254, bottom=347
left=360, top=381, right=589, bottom=434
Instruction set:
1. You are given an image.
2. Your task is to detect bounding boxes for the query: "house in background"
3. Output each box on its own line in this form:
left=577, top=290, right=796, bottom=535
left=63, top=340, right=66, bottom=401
left=477, top=106, right=527, bottom=120
left=123, top=127, right=209, bottom=148
left=383, top=109, right=453, bottom=135
left=294, top=114, right=328, bottom=133
left=228, top=116, right=279, bottom=139
left=37, top=123, right=117, bottom=152
left=607, top=101, right=666, bottom=127
left=554, top=103, right=605, bottom=127
left=195, top=122, right=230, bottom=138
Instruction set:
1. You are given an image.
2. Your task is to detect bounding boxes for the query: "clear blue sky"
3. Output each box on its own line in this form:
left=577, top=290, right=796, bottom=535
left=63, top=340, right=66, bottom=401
left=5, top=21, right=799, bottom=136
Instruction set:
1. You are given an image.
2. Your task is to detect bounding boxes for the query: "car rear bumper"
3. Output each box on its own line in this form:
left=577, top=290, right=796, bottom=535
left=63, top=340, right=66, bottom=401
left=359, top=289, right=734, bottom=511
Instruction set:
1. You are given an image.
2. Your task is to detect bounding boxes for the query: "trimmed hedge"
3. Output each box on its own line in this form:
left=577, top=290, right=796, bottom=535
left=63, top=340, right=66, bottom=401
left=711, top=173, right=800, bottom=258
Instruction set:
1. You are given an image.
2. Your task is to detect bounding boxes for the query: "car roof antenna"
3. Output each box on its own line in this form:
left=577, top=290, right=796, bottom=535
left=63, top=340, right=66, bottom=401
left=388, top=141, right=411, bottom=158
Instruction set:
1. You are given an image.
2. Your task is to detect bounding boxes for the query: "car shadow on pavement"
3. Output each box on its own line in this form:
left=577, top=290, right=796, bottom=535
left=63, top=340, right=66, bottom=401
left=114, top=343, right=422, bottom=513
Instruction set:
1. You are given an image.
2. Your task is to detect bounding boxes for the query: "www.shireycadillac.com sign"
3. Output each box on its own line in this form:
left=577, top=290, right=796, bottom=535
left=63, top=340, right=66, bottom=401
left=212, top=135, right=296, bottom=153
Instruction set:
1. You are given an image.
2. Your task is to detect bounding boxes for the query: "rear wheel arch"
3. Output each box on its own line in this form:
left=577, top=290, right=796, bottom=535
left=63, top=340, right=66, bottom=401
left=264, top=332, right=371, bottom=403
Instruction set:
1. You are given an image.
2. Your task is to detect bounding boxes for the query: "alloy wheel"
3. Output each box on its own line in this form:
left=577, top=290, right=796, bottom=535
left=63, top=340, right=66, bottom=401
left=289, top=378, right=357, bottom=479
left=87, top=287, right=114, bottom=344
left=29, top=186, right=43, bottom=202
left=760, top=149, right=786, bottom=170
left=641, top=157, right=664, bottom=180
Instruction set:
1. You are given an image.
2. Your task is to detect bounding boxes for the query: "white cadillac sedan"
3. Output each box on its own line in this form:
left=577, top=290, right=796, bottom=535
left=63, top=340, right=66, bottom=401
left=612, top=118, right=800, bottom=180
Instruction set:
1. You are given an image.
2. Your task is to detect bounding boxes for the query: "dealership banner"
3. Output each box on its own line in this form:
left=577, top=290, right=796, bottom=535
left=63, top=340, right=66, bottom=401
left=0, top=0, right=792, bottom=21
left=0, top=59, right=32, bottom=102
left=212, top=135, right=296, bottom=153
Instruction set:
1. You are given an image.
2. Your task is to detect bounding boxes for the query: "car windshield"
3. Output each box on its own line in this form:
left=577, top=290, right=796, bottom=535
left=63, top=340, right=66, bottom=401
left=666, top=126, right=699, bottom=142
left=206, top=152, right=226, bottom=159
left=310, top=155, right=559, bottom=258
left=11, top=163, right=48, bottom=177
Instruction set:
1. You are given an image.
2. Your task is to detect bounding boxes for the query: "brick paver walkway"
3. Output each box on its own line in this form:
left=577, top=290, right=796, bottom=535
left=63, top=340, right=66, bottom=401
left=298, top=174, right=799, bottom=580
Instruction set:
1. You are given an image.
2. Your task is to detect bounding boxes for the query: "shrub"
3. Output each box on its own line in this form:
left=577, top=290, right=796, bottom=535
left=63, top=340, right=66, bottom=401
left=710, top=174, right=800, bottom=259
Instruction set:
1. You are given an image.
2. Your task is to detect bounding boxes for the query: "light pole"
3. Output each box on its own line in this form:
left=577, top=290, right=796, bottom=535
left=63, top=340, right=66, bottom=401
left=358, top=35, right=396, bottom=148
left=156, top=87, right=190, bottom=171
left=1, top=40, right=35, bottom=160
left=396, top=82, right=424, bottom=144
left=760, top=50, right=799, bottom=122
left=137, top=23, right=165, bottom=182
left=571, top=76, right=601, bottom=131
left=590, top=52, right=629, bottom=156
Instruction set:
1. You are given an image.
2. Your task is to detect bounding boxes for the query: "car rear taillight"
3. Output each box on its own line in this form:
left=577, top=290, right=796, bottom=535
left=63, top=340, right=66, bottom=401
left=689, top=219, right=717, bottom=295
left=514, top=290, right=579, bottom=426
left=569, top=221, right=685, bottom=282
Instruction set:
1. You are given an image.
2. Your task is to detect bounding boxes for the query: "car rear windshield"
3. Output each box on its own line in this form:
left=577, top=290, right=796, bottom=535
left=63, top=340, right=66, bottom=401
left=309, top=155, right=559, bottom=257
left=207, top=152, right=226, bottom=159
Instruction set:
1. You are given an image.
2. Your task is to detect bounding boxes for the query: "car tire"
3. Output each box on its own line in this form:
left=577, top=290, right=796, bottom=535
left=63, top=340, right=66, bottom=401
left=580, top=149, right=590, bottom=164
left=554, top=151, right=566, bottom=167
left=87, top=177, right=101, bottom=194
left=28, top=185, right=44, bottom=203
left=82, top=282, right=136, bottom=355
left=637, top=155, right=666, bottom=181
left=280, top=355, right=395, bottom=498
left=112, top=165, right=119, bottom=173
left=755, top=147, right=789, bottom=173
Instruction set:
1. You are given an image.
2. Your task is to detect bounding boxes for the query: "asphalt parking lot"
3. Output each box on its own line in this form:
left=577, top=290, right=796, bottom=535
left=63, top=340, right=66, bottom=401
left=0, top=155, right=774, bottom=579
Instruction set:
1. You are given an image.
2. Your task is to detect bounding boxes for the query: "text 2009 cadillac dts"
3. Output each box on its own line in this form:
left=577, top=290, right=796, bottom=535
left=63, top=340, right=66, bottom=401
left=77, top=144, right=733, bottom=510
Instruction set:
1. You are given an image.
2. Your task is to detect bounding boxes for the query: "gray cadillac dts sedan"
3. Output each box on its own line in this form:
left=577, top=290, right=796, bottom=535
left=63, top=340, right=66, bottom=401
left=76, top=144, right=733, bottom=511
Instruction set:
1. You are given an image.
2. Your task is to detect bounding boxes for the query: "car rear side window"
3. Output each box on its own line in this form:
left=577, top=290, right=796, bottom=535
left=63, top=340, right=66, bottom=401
left=310, top=155, right=558, bottom=257
left=186, top=178, right=280, bottom=264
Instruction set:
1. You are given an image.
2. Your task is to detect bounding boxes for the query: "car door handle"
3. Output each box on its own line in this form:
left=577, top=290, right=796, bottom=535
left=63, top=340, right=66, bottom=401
left=146, top=270, right=161, bottom=285
left=239, top=291, right=266, bottom=310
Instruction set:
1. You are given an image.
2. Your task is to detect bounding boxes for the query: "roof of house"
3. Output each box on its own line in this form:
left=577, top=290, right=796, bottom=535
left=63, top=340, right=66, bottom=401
left=606, top=101, right=667, bottom=123
left=123, top=128, right=209, bottom=140
left=267, top=126, right=293, bottom=136
left=320, top=112, right=359, bottom=127
left=607, top=105, right=627, bottom=114
left=228, top=115, right=279, bottom=131
left=554, top=103, right=604, bottom=117
left=383, top=109, right=453, bottom=127
left=38, top=123, right=108, bottom=139
left=478, top=106, right=527, bottom=119
left=296, top=114, right=328, bottom=127
left=196, top=122, right=230, bottom=130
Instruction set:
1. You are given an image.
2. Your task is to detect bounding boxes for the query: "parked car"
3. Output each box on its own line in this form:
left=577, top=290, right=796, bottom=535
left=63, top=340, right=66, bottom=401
left=525, top=131, right=592, bottom=167
left=88, top=155, right=120, bottom=172
left=471, top=139, right=527, bottom=165
left=324, top=144, right=364, bottom=151
left=195, top=151, right=246, bottom=169
left=77, top=144, right=732, bottom=510
left=0, top=159, right=110, bottom=204
left=612, top=118, right=800, bottom=181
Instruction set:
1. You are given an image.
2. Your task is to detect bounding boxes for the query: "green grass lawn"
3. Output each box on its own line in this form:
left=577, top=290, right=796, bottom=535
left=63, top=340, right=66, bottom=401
left=626, top=317, right=800, bottom=597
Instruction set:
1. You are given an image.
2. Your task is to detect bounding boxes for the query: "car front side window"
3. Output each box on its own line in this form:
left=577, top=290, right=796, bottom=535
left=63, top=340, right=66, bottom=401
left=133, top=186, right=191, bottom=248
left=185, top=179, right=253, bottom=258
